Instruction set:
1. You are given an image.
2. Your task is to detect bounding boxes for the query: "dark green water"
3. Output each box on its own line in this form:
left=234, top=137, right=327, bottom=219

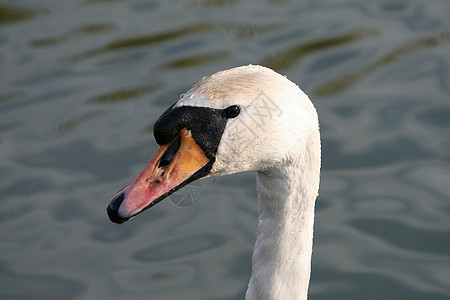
left=1, top=0, right=449, bottom=299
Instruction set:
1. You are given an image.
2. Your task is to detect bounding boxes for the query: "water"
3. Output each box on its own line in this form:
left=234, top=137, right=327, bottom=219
left=1, top=0, right=450, bottom=299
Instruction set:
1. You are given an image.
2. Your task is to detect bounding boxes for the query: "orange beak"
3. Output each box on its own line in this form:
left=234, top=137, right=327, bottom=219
left=107, top=128, right=210, bottom=223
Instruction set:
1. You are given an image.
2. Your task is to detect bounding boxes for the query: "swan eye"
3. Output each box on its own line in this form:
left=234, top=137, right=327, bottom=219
left=224, top=105, right=240, bottom=118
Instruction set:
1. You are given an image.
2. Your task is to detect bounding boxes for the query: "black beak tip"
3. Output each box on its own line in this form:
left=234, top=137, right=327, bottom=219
left=107, top=192, right=129, bottom=224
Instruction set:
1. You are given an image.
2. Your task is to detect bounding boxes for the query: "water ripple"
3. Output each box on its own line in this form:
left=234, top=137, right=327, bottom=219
left=0, top=263, right=85, bottom=299
left=54, top=111, right=105, bottom=133
left=315, top=31, right=450, bottom=97
left=30, top=23, right=117, bottom=48
left=159, top=51, right=229, bottom=69
left=68, top=23, right=216, bottom=61
left=112, top=264, right=195, bottom=291
left=85, top=83, right=162, bottom=104
left=133, top=233, right=226, bottom=262
left=188, top=0, right=239, bottom=8
left=349, top=218, right=450, bottom=256
left=260, top=29, right=379, bottom=72
left=66, top=21, right=282, bottom=61
left=0, top=3, right=41, bottom=26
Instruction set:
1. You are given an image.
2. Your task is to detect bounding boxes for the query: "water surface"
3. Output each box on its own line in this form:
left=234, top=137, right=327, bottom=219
left=1, top=0, right=450, bottom=299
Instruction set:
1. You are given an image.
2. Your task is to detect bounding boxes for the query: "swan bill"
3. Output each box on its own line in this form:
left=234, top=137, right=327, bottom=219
left=107, top=128, right=210, bottom=223
left=107, top=105, right=231, bottom=224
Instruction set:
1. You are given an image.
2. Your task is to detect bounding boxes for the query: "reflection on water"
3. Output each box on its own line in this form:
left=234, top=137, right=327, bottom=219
left=67, top=22, right=281, bottom=62
left=69, top=23, right=216, bottom=61
left=1, top=0, right=450, bottom=299
left=315, top=31, right=450, bottom=97
left=85, top=83, right=162, bottom=104
left=188, top=0, right=240, bottom=8
left=160, top=51, right=229, bottom=69
left=54, top=111, right=105, bottom=133
left=260, top=29, right=379, bottom=72
left=30, top=23, right=117, bottom=48
left=0, top=4, right=40, bottom=26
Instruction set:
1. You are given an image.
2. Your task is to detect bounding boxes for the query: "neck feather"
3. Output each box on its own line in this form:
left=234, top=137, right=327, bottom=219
left=245, top=143, right=320, bottom=300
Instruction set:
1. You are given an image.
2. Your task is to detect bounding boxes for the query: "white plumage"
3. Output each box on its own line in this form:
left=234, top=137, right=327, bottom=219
left=176, top=65, right=321, bottom=300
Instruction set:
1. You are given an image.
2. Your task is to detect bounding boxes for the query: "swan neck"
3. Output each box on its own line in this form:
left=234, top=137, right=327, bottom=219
left=246, top=158, right=319, bottom=300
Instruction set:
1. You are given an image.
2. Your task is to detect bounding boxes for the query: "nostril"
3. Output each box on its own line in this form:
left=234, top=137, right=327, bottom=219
left=159, top=157, right=171, bottom=168
left=159, top=136, right=181, bottom=168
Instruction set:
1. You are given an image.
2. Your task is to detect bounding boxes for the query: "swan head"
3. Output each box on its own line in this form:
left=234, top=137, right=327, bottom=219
left=107, top=65, right=319, bottom=223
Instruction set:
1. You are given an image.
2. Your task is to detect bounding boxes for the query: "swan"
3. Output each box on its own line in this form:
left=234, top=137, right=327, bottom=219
left=107, top=65, right=321, bottom=300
